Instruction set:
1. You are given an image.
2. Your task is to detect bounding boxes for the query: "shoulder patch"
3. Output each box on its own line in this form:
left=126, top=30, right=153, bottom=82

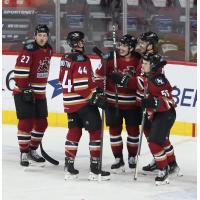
left=151, top=74, right=168, bottom=86
left=65, top=53, right=87, bottom=62
left=24, top=42, right=37, bottom=51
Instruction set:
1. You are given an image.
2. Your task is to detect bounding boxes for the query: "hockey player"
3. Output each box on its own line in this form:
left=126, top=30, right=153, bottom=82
left=95, top=34, right=142, bottom=173
left=13, top=24, right=53, bottom=167
left=133, top=31, right=161, bottom=173
left=135, top=31, right=159, bottom=54
left=111, top=53, right=181, bottom=185
left=59, top=31, right=110, bottom=181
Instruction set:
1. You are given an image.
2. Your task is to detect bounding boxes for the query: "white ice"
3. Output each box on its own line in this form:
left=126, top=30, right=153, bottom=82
left=2, top=125, right=197, bottom=200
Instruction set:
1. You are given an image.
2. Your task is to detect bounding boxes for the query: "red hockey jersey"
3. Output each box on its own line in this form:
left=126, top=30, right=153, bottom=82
left=127, top=62, right=176, bottom=117
left=13, top=41, right=53, bottom=99
left=95, top=52, right=141, bottom=110
left=59, top=51, right=96, bottom=113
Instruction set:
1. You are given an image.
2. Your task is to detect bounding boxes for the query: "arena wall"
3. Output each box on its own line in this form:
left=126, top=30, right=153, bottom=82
left=2, top=53, right=197, bottom=137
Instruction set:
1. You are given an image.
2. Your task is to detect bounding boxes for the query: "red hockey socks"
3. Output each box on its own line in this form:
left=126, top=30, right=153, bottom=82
left=65, top=127, right=82, bottom=158
left=149, top=142, right=168, bottom=169
left=126, top=125, right=139, bottom=157
left=30, top=118, right=47, bottom=150
left=89, top=129, right=101, bottom=157
left=17, top=119, right=33, bottom=153
left=163, top=139, right=176, bottom=164
left=109, top=126, right=123, bottom=158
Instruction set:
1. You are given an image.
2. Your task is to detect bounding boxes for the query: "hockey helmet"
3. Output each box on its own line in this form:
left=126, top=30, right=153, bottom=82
left=120, top=34, right=137, bottom=49
left=142, top=53, right=162, bottom=72
left=35, top=24, right=49, bottom=36
left=138, top=31, right=159, bottom=45
left=66, top=31, right=85, bottom=48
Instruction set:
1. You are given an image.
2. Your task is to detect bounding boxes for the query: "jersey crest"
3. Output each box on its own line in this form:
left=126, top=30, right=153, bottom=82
left=152, top=74, right=167, bottom=86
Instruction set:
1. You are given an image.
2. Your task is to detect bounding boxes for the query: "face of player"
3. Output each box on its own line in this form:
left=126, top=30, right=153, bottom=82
left=35, top=32, right=48, bottom=47
left=118, top=43, right=133, bottom=57
left=135, top=39, right=153, bottom=54
left=142, top=59, right=151, bottom=73
left=74, top=40, right=85, bottom=51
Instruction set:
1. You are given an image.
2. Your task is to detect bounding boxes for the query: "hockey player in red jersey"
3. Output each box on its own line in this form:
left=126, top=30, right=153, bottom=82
left=59, top=31, right=110, bottom=181
left=95, top=34, right=142, bottom=173
left=135, top=31, right=159, bottom=54
left=134, top=31, right=181, bottom=174
left=13, top=24, right=53, bottom=167
left=111, top=53, right=181, bottom=185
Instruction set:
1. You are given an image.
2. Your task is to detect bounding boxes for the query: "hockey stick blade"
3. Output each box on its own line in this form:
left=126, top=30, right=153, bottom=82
left=40, top=143, right=59, bottom=165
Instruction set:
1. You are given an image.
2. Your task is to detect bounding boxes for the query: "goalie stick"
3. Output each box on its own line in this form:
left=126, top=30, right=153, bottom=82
left=40, top=143, right=59, bottom=165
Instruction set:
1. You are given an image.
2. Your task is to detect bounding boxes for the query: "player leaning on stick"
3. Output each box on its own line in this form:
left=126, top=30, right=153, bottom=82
left=111, top=52, right=182, bottom=185
left=59, top=31, right=110, bottom=181
left=95, top=34, right=142, bottom=173
left=13, top=24, right=53, bottom=167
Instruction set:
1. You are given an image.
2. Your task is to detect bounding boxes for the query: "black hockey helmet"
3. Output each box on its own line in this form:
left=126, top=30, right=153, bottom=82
left=142, top=52, right=162, bottom=72
left=120, top=34, right=137, bottom=49
left=66, top=31, right=85, bottom=48
left=35, top=24, right=49, bottom=36
left=138, top=31, right=159, bottom=45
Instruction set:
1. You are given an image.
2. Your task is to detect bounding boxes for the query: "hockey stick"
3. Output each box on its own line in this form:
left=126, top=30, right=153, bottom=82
left=92, top=46, right=107, bottom=181
left=134, top=81, right=148, bottom=180
left=112, top=25, right=119, bottom=113
left=40, top=143, right=59, bottom=165
left=133, top=108, right=146, bottom=180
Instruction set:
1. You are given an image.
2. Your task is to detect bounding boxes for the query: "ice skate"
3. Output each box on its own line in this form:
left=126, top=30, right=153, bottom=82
left=155, top=166, right=169, bottom=186
left=88, top=157, right=110, bottom=181
left=168, top=160, right=183, bottom=177
left=20, top=152, right=29, bottom=167
left=111, top=157, right=125, bottom=173
left=142, top=159, right=158, bottom=175
left=28, top=149, right=46, bottom=167
left=64, top=157, right=79, bottom=180
left=128, top=156, right=136, bottom=170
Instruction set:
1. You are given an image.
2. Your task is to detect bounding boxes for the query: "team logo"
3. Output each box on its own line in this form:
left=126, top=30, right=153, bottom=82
left=38, top=57, right=50, bottom=72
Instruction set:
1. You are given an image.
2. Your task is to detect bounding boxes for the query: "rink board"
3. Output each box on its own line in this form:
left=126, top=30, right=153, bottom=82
left=2, top=110, right=196, bottom=137
left=2, top=54, right=197, bottom=137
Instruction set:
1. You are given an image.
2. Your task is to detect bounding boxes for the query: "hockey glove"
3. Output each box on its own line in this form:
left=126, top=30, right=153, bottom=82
left=22, top=87, right=35, bottom=103
left=110, top=72, right=131, bottom=87
left=141, top=97, right=160, bottom=109
left=89, top=92, right=107, bottom=109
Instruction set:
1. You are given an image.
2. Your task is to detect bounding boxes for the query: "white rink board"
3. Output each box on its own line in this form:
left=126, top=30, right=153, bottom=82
left=2, top=55, right=197, bottom=123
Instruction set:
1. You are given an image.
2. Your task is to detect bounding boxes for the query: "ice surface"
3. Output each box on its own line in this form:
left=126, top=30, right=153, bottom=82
left=2, top=125, right=197, bottom=200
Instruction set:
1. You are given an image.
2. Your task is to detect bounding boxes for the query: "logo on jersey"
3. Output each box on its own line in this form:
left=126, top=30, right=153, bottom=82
left=123, top=66, right=136, bottom=76
left=37, top=57, right=50, bottom=78
left=77, top=55, right=85, bottom=61
left=155, top=77, right=165, bottom=85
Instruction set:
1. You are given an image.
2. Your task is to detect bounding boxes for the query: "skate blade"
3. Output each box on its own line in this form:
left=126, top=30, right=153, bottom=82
left=64, top=172, right=78, bottom=180
left=155, top=178, right=170, bottom=186
left=111, top=166, right=125, bottom=174
left=140, top=170, right=158, bottom=176
left=170, top=169, right=183, bottom=177
left=23, top=164, right=45, bottom=171
left=29, top=161, right=46, bottom=167
left=88, top=172, right=110, bottom=181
